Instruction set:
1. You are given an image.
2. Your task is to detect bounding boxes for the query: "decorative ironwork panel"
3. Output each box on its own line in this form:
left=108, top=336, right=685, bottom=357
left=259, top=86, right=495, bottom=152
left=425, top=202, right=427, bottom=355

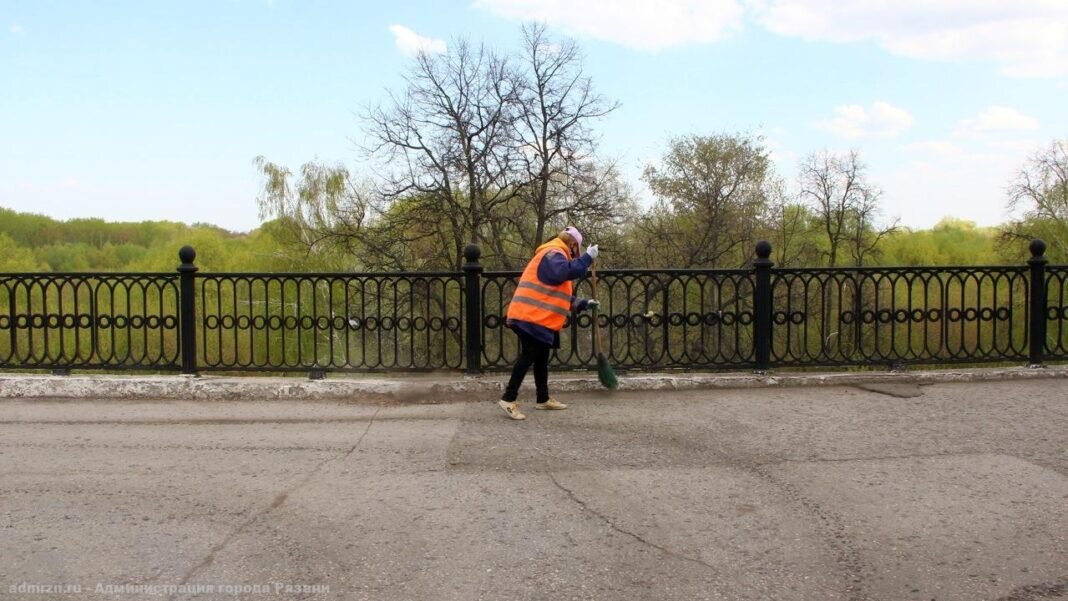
left=195, top=273, right=464, bottom=371
left=0, top=274, right=180, bottom=370
left=1, top=253, right=1060, bottom=373
left=770, top=267, right=1030, bottom=367
left=1045, top=267, right=1068, bottom=360
left=481, top=269, right=757, bottom=370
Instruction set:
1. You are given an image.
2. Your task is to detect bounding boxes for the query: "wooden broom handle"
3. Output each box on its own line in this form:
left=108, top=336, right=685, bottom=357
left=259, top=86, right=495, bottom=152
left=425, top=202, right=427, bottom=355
left=590, top=262, right=604, bottom=355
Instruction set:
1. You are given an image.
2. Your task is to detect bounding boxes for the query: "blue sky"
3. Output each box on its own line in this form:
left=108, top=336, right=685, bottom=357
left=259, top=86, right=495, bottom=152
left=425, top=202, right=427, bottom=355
left=2, top=0, right=1066, bottom=232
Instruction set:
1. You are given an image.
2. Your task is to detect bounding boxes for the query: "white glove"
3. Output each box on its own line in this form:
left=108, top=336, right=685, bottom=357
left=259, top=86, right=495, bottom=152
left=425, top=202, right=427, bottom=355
left=586, top=244, right=599, bottom=260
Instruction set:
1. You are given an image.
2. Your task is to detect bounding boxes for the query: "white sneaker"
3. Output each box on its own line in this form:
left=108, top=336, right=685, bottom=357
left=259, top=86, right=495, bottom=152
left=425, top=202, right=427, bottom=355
left=535, top=398, right=568, bottom=410
left=498, top=400, right=526, bottom=420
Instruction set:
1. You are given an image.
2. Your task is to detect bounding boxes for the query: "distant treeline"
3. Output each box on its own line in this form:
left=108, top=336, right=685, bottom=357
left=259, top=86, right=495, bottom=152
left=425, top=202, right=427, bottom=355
left=0, top=207, right=326, bottom=273
left=0, top=206, right=1028, bottom=274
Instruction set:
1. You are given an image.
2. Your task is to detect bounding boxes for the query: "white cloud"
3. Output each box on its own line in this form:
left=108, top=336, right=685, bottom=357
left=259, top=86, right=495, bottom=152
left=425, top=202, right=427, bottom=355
left=750, top=0, right=1068, bottom=78
left=472, top=0, right=744, bottom=50
left=814, top=101, right=914, bottom=139
left=954, top=106, right=1039, bottom=137
left=473, top=0, right=1068, bottom=76
left=10, top=24, right=23, bottom=34
left=388, top=25, right=447, bottom=57
left=887, top=135, right=1043, bottom=227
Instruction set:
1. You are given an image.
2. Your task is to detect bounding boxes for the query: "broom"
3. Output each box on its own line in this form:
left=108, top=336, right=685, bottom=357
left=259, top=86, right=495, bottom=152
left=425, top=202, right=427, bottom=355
left=589, top=262, right=618, bottom=389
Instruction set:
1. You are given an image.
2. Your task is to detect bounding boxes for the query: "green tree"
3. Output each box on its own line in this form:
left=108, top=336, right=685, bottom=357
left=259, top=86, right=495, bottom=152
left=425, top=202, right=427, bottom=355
left=0, top=232, right=43, bottom=271
left=640, top=133, right=775, bottom=268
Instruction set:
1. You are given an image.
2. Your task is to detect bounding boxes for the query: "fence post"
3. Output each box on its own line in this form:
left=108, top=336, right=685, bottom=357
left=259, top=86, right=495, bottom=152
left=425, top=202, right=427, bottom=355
left=462, top=243, right=483, bottom=375
left=753, top=241, right=774, bottom=373
left=1028, top=239, right=1048, bottom=368
left=178, top=246, right=198, bottom=375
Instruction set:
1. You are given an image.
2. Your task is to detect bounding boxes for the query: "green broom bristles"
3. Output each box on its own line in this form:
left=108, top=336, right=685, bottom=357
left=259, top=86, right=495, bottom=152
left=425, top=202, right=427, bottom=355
left=591, top=305, right=618, bottom=389
left=596, top=352, right=618, bottom=389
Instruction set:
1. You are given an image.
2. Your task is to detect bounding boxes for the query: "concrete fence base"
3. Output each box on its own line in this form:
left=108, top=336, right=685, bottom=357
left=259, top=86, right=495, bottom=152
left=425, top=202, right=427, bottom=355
left=1, top=366, right=1066, bottom=402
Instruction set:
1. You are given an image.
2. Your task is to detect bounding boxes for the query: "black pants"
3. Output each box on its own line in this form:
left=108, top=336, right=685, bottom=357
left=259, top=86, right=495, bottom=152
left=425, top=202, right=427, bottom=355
left=501, top=331, right=551, bottom=404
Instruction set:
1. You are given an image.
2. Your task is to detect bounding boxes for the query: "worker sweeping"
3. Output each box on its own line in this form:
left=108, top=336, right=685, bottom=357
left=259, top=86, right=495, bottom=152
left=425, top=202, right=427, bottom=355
left=498, top=226, right=599, bottom=421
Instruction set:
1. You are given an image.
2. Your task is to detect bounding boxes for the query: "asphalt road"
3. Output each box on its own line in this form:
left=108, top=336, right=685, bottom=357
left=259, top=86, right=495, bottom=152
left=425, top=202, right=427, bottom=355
left=1, top=380, right=1067, bottom=600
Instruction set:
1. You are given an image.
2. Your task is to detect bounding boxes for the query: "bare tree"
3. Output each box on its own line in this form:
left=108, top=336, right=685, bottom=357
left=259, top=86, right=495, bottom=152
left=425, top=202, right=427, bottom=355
left=1004, top=139, right=1068, bottom=256
left=847, top=184, right=898, bottom=267
left=255, top=28, right=625, bottom=270
left=511, top=23, right=620, bottom=253
left=799, top=150, right=895, bottom=267
left=764, top=178, right=816, bottom=268
left=363, top=39, right=522, bottom=269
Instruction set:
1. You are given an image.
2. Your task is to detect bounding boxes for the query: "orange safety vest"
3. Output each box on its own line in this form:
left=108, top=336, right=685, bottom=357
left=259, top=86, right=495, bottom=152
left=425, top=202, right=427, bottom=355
left=506, top=239, right=574, bottom=332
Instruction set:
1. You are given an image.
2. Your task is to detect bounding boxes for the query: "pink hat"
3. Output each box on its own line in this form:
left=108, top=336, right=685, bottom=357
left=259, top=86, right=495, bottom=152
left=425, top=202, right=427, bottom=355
left=562, top=226, right=583, bottom=248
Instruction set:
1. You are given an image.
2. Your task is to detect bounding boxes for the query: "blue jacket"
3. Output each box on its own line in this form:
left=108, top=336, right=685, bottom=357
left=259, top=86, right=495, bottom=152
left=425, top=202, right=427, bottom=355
left=508, top=249, right=594, bottom=347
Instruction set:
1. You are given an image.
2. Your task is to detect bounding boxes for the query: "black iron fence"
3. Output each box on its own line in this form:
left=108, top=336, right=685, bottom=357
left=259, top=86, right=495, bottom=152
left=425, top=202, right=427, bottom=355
left=2, top=240, right=1065, bottom=375
left=0, top=272, right=181, bottom=370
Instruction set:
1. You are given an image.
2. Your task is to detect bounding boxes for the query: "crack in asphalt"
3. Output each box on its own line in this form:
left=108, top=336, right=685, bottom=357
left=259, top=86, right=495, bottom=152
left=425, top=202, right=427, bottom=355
left=167, top=407, right=381, bottom=600
left=854, top=383, right=925, bottom=399
left=547, top=472, right=719, bottom=572
left=751, top=465, right=870, bottom=601
left=760, top=450, right=990, bottom=466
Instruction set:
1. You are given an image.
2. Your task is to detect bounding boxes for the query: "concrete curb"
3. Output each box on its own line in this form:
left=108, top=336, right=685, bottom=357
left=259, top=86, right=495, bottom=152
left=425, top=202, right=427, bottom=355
left=1, top=366, right=1066, bottom=402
